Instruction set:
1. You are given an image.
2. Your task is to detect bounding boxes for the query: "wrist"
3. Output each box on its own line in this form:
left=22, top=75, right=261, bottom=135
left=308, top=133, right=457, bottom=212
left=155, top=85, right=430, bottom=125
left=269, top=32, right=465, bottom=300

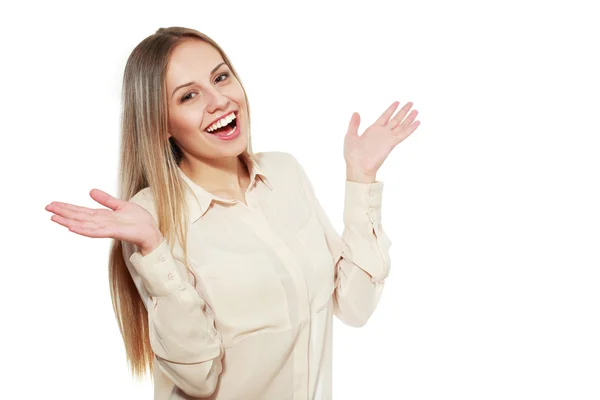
left=346, top=168, right=377, bottom=184
left=138, top=229, right=164, bottom=256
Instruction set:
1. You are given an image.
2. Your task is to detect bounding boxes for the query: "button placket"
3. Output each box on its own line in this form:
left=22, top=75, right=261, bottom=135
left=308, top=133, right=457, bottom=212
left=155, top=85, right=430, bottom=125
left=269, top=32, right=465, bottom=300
left=368, top=206, right=377, bottom=222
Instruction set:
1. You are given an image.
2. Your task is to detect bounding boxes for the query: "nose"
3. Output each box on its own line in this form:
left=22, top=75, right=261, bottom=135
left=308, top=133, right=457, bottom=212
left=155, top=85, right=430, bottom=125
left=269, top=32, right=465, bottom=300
left=205, top=87, right=230, bottom=114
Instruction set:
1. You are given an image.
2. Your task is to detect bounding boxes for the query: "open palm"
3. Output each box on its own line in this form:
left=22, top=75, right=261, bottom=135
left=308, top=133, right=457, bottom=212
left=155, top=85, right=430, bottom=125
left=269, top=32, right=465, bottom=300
left=45, top=189, right=160, bottom=250
left=344, top=101, right=420, bottom=177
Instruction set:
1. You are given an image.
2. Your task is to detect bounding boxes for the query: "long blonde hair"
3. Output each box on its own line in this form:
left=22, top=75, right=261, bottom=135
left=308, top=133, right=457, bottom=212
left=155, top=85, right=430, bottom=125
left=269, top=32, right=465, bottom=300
left=107, top=26, right=254, bottom=380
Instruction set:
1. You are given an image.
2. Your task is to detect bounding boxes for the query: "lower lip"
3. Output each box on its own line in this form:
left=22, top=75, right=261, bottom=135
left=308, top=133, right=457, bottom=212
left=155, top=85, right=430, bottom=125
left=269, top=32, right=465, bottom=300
left=209, top=120, right=241, bottom=141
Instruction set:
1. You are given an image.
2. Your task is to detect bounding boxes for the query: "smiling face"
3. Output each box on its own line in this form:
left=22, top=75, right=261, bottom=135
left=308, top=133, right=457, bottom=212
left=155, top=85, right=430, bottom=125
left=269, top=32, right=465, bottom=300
left=166, top=39, right=248, bottom=162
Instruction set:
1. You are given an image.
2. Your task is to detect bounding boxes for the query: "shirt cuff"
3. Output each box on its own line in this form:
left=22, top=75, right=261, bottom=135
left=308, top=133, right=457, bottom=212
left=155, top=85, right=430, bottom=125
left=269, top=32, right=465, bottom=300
left=128, top=238, right=185, bottom=297
left=343, top=180, right=384, bottom=225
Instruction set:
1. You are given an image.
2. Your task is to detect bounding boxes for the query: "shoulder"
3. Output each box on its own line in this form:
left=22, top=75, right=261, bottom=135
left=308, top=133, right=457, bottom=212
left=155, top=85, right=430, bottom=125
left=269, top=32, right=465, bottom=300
left=253, top=151, right=302, bottom=175
left=128, top=186, right=153, bottom=206
left=253, top=151, right=315, bottom=195
left=128, top=187, right=158, bottom=220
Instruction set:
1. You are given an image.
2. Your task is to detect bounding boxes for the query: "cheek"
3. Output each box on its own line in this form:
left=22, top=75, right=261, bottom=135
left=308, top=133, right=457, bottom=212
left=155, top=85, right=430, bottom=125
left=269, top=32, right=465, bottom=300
left=170, top=108, right=204, bottom=133
left=225, top=82, right=246, bottom=106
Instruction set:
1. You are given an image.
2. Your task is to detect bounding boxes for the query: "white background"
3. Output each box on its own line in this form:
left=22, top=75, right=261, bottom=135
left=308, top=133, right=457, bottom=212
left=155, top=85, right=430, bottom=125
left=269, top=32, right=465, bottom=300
left=1, top=0, right=599, bottom=399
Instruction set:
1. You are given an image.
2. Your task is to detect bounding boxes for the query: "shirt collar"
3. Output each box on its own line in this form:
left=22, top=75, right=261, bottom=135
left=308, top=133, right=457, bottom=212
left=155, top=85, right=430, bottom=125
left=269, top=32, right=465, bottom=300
left=177, top=152, right=272, bottom=223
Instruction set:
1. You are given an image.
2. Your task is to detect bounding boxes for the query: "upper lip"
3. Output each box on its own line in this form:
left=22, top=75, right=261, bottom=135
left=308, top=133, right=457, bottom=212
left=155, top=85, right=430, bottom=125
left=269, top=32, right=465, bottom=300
left=205, top=111, right=237, bottom=130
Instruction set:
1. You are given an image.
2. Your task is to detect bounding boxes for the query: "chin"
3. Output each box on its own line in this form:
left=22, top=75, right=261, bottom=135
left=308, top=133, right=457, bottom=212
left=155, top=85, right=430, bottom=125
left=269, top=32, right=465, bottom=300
left=222, top=136, right=248, bottom=158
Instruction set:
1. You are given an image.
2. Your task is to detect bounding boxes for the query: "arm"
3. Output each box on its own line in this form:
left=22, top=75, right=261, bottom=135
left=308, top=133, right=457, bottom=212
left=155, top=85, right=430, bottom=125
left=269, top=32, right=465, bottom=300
left=121, top=195, right=224, bottom=397
left=291, top=155, right=392, bottom=327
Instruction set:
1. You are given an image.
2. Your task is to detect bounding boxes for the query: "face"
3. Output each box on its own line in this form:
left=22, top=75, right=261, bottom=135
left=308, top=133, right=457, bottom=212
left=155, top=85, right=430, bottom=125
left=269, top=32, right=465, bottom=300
left=165, top=39, right=248, bottom=162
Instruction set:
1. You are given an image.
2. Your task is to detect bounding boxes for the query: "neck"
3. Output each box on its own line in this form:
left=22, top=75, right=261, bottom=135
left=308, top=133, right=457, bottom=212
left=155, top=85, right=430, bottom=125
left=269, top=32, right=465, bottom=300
left=179, top=153, right=250, bottom=192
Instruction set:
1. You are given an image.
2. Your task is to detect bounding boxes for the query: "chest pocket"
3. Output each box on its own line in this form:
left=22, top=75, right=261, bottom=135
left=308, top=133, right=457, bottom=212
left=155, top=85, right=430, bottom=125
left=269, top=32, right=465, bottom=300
left=295, top=211, right=336, bottom=313
left=198, top=252, right=292, bottom=348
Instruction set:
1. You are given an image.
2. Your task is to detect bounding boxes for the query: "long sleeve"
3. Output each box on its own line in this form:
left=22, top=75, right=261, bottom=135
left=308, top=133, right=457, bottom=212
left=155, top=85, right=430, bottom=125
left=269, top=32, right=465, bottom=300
left=121, top=193, right=224, bottom=398
left=291, top=156, right=392, bottom=327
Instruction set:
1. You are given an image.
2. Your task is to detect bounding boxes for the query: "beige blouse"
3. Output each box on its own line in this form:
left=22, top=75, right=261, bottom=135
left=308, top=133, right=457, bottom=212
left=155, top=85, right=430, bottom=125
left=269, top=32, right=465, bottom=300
left=121, top=151, right=392, bottom=400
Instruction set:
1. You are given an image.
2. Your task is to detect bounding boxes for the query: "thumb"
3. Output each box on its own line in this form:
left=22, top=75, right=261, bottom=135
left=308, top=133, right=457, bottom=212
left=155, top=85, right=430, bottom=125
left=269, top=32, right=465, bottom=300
left=90, top=189, right=122, bottom=211
left=346, top=112, right=360, bottom=137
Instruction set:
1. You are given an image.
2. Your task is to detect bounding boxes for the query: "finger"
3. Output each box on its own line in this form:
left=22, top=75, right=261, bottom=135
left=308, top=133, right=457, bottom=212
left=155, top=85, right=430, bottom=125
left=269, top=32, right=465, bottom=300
left=47, top=202, right=104, bottom=222
left=47, top=201, right=96, bottom=215
left=50, top=214, right=111, bottom=239
left=387, top=119, right=402, bottom=130
left=346, top=112, right=361, bottom=137
left=90, top=189, right=122, bottom=211
left=394, top=121, right=420, bottom=145
left=393, top=109, right=418, bottom=133
left=49, top=214, right=75, bottom=230
left=375, top=101, right=400, bottom=126
left=388, top=102, right=414, bottom=128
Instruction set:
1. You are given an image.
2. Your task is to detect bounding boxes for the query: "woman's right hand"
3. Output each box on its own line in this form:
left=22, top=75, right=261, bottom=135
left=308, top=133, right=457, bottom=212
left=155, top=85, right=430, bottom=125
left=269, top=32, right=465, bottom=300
left=45, top=188, right=163, bottom=254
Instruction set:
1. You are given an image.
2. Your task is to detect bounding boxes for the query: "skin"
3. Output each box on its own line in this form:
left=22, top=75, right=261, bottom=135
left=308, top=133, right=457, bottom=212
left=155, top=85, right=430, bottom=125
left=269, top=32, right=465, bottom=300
left=166, top=38, right=252, bottom=203
left=45, top=38, right=421, bottom=256
left=344, top=101, right=420, bottom=183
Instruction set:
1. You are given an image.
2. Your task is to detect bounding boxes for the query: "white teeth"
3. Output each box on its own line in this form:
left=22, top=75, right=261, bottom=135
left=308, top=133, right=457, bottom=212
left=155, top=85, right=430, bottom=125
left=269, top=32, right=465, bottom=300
left=207, top=112, right=236, bottom=132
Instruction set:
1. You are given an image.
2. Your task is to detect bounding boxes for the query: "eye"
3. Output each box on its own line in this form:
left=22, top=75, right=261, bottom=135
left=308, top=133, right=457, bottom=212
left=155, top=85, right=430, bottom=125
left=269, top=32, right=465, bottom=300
left=215, top=72, right=230, bottom=83
left=179, top=72, right=230, bottom=103
left=181, top=92, right=197, bottom=103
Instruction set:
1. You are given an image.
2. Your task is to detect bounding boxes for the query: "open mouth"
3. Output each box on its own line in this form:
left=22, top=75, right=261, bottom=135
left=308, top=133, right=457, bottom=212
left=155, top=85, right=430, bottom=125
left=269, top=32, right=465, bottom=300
left=206, top=112, right=238, bottom=136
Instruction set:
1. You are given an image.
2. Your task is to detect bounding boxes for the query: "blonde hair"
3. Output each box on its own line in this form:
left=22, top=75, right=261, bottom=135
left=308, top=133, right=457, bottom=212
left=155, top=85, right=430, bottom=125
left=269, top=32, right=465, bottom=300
left=107, top=26, right=254, bottom=379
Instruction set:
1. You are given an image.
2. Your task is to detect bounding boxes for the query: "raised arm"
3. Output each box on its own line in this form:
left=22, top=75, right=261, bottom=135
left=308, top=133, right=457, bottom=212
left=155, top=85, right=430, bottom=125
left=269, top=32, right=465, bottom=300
left=290, top=154, right=392, bottom=327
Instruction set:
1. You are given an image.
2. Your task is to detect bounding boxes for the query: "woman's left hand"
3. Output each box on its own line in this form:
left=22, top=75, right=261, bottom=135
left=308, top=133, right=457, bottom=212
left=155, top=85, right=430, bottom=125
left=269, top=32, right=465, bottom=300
left=344, top=101, right=420, bottom=183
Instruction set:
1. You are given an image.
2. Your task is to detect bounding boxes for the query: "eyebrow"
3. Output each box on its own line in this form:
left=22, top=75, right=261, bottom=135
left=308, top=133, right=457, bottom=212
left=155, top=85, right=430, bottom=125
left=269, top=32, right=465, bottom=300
left=170, top=62, right=227, bottom=99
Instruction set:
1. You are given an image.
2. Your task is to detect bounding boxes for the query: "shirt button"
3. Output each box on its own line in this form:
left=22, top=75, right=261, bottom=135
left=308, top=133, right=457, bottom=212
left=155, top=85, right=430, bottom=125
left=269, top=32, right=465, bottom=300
left=167, top=272, right=174, bottom=280
left=158, top=255, right=166, bottom=262
left=369, top=188, right=375, bottom=197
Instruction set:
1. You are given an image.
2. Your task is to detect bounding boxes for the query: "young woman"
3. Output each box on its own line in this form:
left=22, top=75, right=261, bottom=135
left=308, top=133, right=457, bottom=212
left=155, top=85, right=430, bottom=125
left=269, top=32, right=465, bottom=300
left=45, top=26, right=420, bottom=399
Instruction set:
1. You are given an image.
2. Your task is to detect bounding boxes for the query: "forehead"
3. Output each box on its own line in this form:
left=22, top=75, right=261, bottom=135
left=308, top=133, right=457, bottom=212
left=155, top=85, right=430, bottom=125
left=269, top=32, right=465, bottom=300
left=166, top=39, right=224, bottom=85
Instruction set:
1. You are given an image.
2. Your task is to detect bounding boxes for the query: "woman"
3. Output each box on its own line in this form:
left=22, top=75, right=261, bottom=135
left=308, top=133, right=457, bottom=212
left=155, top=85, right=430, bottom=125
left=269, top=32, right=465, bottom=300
left=45, top=27, right=420, bottom=399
